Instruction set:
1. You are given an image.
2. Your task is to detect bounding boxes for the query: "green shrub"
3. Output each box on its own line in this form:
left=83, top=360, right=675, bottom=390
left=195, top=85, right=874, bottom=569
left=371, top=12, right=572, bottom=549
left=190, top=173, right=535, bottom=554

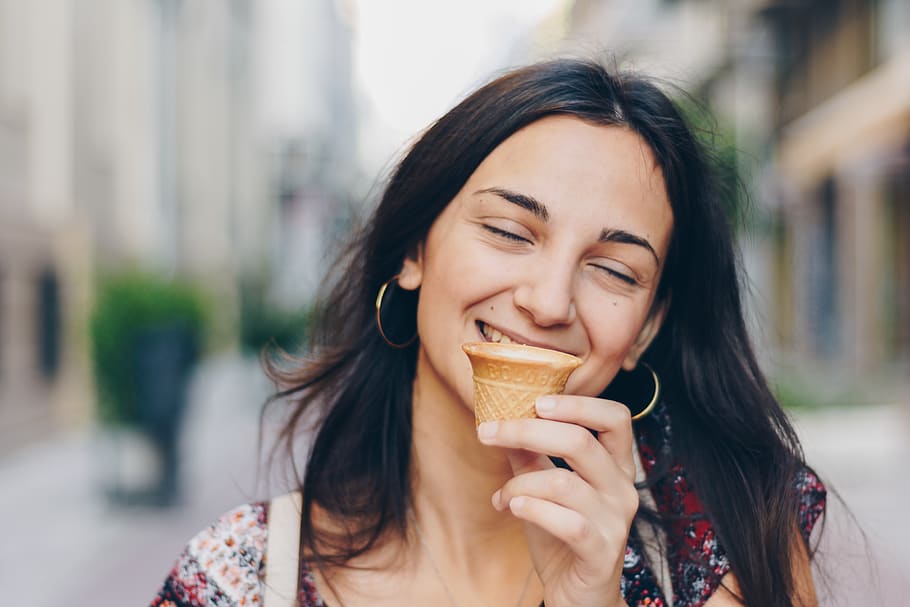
left=90, top=271, right=209, bottom=425
left=238, top=278, right=312, bottom=355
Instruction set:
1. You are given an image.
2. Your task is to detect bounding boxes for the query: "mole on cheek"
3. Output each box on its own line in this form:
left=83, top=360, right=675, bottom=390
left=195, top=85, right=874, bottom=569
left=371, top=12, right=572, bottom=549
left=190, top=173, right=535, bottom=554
left=490, top=305, right=494, bottom=311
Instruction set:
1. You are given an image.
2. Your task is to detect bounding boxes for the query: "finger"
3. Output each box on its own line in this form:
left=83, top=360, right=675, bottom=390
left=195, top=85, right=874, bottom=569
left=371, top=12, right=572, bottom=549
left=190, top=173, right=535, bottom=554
left=506, top=495, right=621, bottom=569
left=509, top=495, right=630, bottom=606
left=535, top=395, right=635, bottom=479
left=493, top=468, right=599, bottom=514
left=495, top=468, right=640, bottom=534
left=478, top=418, right=631, bottom=489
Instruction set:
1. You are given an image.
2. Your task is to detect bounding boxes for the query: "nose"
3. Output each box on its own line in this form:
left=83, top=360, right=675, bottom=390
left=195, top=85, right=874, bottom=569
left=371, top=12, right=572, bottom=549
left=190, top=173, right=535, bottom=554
left=513, top=261, right=577, bottom=327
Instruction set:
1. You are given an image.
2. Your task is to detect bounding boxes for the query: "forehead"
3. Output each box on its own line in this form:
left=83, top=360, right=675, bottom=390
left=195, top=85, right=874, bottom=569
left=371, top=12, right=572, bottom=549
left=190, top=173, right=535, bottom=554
left=462, top=115, right=673, bottom=254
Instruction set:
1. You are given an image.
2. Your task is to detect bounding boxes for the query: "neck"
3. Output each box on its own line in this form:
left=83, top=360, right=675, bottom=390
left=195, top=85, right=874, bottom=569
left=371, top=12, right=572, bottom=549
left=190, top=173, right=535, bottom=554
left=409, top=363, right=529, bottom=580
left=310, top=352, right=543, bottom=607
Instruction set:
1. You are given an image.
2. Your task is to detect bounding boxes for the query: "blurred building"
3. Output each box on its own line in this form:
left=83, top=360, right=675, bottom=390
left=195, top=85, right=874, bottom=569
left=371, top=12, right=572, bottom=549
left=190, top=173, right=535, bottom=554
left=566, top=0, right=730, bottom=81
left=253, top=0, right=358, bottom=308
left=764, top=0, right=910, bottom=380
left=0, top=0, right=358, bottom=453
left=0, top=1, right=93, bottom=451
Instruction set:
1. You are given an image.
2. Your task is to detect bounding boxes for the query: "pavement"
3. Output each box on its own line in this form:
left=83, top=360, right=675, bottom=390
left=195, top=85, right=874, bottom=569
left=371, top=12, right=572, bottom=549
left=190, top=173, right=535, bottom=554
left=791, top=403, right=910, bottom=604
left=0, top=354, right=280, bottom=607
left=1, top=354, right=908, bottom=606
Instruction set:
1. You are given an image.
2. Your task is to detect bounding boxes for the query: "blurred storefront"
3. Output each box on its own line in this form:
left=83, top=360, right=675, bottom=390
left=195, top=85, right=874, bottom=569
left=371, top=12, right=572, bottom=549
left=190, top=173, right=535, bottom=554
left=0, top=1, right=93, bottom=451
left=0, top=214, right=93, bottom=453
left=766, top=0, right=910, bottom=381
left=0, top=0, right=359, bottom=453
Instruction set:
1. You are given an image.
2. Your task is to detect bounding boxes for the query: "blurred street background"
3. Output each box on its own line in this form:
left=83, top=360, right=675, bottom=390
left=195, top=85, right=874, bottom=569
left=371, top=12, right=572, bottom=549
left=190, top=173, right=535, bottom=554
left=0, top=0, right=907, bottom=605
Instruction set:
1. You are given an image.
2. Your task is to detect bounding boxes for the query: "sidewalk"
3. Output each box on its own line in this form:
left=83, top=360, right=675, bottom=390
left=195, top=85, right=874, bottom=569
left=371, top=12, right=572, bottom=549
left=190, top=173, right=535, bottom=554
left=792, top=402, right=910, bottom=603
left=0, top=354, right=282, bottom=607
left=1, top=357, right=907, bottom=606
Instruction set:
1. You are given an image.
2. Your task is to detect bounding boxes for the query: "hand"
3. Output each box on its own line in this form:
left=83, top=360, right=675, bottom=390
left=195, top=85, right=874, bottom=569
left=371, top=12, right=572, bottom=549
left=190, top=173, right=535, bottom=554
left=477, top=395, right=638, bottom=607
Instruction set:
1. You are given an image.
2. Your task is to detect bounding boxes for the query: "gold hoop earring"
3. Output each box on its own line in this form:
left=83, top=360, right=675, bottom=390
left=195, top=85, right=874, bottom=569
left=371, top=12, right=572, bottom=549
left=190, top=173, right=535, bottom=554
left=375, top=275, right=418, bottom=348
left=630, top=362, right=659, bottom=421
left=601, top=361, right=660, bottom=421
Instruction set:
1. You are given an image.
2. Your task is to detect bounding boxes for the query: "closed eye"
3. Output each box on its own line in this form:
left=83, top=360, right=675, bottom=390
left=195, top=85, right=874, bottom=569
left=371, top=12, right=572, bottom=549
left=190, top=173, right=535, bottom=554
left=483, top=224, right=531, bottom=244
left=592, top=264, right=636, bottom=286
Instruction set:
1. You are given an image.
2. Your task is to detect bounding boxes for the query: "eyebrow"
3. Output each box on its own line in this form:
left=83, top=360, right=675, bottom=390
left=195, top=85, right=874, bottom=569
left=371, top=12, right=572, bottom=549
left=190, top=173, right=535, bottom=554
left=599, top=228, right=660, bottom=266
left=475, top=187, right=549, bottom=221
left=476, top=186, right=660, bottom=266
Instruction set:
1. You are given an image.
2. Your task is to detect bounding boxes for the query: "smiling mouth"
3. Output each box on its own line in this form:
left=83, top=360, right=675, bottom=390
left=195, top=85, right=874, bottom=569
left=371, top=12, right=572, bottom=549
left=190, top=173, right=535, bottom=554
left=477, top=320, right=519, bottom=345
left=476, top=321, right=580, bottom=359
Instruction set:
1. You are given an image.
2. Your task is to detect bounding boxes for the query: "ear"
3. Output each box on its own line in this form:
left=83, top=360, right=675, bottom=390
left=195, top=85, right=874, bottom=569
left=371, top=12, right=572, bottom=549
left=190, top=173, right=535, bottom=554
left=622, top=297, right=669, bottom=371
left=396, top=243, right=424, bottom=291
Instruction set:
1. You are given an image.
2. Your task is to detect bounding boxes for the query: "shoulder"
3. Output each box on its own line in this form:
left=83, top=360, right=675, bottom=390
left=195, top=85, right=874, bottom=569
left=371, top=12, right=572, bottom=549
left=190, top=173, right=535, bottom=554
left=794, top=465, right=827, bottom=540
left=151, top=502, right=270, bottom=607
left=633, top=404, right=827, bottom=606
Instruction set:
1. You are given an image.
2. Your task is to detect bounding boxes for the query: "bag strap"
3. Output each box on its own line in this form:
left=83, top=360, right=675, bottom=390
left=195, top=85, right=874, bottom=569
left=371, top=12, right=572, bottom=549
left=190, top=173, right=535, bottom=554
left=265, top=491, right=303, bottom=607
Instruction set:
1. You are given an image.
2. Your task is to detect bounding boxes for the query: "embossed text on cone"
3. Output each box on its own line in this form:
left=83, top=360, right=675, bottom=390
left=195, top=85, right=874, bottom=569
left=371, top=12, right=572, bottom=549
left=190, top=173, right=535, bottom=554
left=462, top=342, right=582, bottom=426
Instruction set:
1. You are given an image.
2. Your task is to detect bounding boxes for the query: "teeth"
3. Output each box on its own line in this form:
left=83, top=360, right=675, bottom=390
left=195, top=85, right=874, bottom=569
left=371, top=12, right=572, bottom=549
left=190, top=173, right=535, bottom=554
left=481, top=322, right=516, bottom=345
left=481, top=322, right=493, bottom=340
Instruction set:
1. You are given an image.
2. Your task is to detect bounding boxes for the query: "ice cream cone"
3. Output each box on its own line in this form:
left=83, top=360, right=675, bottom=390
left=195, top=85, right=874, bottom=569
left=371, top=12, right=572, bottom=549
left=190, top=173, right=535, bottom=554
left=462, top=342, right=582, bottom=426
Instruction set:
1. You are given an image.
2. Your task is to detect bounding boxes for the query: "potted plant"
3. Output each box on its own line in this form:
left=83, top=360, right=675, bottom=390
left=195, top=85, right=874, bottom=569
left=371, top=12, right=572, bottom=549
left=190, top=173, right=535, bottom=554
left=90, top=270, right=209, bottom=505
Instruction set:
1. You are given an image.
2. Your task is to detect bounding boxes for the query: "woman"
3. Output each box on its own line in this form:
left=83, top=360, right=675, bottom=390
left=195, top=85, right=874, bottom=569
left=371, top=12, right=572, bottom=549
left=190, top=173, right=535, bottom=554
left=152, top=59, right=826, bottom=607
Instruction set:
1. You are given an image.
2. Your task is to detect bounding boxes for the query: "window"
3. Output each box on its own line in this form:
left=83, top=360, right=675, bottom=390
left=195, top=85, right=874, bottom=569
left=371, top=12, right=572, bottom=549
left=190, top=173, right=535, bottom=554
left=37, top=268, right=60, bottom=380
left=808, top=177, right=840, bottom=358
left=882, top=146, right=910, bottom=361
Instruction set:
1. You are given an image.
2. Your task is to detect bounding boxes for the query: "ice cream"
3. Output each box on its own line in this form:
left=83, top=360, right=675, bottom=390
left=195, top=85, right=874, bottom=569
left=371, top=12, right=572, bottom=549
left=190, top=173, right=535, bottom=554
left=461, top=342, right=582, bottom=426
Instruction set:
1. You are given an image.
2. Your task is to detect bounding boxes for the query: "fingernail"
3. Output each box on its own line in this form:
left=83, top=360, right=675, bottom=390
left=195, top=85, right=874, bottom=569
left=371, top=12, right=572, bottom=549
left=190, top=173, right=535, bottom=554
left=536, top=396, right=556, bottom=412
left=477, top=421, right=499, bottom=440
left=491, top=490, right=503, bottom=510
left=509, top=496, right=526, bottom=512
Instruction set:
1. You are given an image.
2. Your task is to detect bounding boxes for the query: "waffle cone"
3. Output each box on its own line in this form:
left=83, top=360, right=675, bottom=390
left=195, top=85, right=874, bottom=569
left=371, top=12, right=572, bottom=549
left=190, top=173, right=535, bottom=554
left=462, top=342, right=582, bottom=426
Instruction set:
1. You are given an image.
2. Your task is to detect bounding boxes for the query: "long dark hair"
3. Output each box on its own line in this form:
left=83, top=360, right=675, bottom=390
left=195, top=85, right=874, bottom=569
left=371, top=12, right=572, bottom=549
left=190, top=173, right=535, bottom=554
left=265, top=58, right=814, bottom=606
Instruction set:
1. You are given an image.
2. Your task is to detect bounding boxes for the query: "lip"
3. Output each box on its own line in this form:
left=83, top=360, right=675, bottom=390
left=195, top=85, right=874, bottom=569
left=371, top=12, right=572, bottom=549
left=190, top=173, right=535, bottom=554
left=475, top=320, right=579, bottom=357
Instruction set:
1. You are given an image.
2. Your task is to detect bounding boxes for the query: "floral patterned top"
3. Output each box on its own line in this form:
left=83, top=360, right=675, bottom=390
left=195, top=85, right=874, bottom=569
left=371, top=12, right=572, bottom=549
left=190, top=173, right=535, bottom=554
left=150, top=403, right=826, bottom=607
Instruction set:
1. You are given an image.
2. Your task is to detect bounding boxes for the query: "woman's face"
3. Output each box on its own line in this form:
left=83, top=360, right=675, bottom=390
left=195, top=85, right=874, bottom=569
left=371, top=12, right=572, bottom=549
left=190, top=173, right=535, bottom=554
left=399, top=115, right=673, bottom=413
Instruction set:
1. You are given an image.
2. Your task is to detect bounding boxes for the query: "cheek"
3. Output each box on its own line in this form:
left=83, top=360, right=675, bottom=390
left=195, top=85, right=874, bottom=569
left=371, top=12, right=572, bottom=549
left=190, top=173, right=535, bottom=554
left=421, top=240, right=509, bottom=311
left=589, top=306, right=643, bottom=352
left=569, top=298, right=649, bottom=395
left=412, top=242, right=492, bottom=346
left=585, top=289, right=649, bottom=349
